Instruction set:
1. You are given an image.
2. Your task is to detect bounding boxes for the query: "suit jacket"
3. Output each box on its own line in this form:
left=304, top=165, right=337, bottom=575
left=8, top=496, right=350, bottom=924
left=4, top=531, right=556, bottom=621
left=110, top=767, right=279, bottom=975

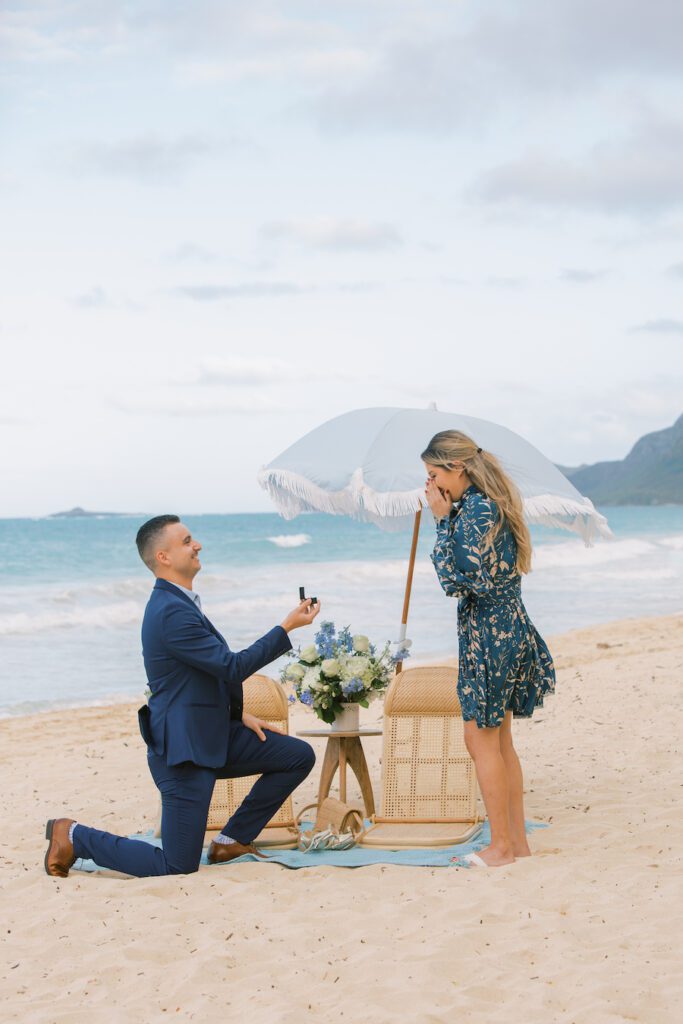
left=140, top=578, right=292, bottom=768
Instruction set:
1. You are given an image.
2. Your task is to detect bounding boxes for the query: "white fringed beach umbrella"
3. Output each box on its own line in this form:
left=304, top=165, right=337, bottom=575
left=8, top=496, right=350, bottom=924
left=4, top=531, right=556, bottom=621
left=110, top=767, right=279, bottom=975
left=257, top=405, right=611, bottom=667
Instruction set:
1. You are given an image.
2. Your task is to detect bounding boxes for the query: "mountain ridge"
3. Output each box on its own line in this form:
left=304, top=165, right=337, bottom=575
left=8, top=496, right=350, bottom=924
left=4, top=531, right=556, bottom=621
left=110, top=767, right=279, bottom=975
left=557, top=413, right=683, bottom=505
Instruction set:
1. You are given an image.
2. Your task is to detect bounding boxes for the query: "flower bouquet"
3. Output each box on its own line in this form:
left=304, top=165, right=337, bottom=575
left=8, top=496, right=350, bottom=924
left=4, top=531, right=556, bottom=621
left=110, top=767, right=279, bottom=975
left=281, top=621, right=398, bottom=726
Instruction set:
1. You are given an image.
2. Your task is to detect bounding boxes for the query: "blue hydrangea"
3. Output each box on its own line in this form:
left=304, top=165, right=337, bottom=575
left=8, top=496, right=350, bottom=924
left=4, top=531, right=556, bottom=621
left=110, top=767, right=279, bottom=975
left=341, top=676, right=364, bottom=698
left=315, top=620, right=337, bottom=658
left=337, top=626, right=354, bottom=654
left=390, top=649, right=411, bottom=665
left=299, top=690, right=314, bottom=706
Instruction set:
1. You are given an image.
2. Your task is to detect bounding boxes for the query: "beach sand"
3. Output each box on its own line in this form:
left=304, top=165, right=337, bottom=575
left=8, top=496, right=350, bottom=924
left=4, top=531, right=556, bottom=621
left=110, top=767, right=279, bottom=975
left=1, top=613, right=681, bottom=1023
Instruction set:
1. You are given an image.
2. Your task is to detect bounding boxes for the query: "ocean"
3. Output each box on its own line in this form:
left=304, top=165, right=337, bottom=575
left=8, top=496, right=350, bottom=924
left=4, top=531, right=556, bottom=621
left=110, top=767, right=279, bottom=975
left=1, top=506, right=682, bottom=717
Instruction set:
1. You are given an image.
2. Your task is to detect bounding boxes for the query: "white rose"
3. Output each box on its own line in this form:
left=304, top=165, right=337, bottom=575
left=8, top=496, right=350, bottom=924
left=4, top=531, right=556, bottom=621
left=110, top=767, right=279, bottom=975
left=321, top=658, right=340, bottom=678
left=350, top=656, right=369, bottom=676
left=285, top=664, right=306, bottom=681
left=352, top=634, right=370, bottom=653
left=300, top=644, right=319, bottom=664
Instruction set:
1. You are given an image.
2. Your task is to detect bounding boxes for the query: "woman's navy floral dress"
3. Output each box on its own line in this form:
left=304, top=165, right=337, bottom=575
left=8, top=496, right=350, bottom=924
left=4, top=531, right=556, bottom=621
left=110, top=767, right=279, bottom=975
left=431, top=485, right=555, bottom=728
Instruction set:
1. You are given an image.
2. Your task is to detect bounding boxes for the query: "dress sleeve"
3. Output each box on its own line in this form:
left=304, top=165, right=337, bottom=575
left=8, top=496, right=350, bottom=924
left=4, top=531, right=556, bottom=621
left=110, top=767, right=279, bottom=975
left=161, top=604, right=292, bottom=686
left=430, top=495, right=498, bottom=597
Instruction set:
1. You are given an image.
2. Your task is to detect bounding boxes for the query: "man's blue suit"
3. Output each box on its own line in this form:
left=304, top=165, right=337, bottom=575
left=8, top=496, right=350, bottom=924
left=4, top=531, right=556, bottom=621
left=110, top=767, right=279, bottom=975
left=71, top=579, right=315, bottom=876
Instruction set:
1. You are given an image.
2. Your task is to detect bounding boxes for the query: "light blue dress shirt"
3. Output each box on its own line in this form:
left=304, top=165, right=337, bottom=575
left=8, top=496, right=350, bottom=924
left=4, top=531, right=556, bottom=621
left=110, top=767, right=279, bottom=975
left=167, top=581, right=203, bottom=614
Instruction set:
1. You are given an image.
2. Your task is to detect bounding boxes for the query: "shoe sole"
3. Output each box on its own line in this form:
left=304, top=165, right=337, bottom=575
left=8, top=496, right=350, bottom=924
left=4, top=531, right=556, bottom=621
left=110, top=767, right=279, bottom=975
left=44, top=818, right=55, bottom=876
left=207, top=847, right=270, bottom=864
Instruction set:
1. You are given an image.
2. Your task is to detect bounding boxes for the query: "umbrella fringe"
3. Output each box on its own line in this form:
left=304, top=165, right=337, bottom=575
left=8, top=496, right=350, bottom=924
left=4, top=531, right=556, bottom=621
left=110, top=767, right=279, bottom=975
left=256, top=467, right=358, bottom=519
left=523, top=493, right=613, bottom=545
left=349, top=468, right=424, bottom=517
left=258, top=467, right=612, bottom=545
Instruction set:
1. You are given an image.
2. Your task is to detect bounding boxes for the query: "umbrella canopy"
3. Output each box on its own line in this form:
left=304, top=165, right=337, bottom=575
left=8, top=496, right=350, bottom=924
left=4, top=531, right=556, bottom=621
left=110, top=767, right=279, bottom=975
left=258, top=406, right=611, bottom=544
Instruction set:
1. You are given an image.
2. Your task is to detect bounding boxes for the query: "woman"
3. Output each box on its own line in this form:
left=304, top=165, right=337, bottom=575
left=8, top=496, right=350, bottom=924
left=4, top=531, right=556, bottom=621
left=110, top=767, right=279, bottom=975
left=422, top=430, right=555, bottom=867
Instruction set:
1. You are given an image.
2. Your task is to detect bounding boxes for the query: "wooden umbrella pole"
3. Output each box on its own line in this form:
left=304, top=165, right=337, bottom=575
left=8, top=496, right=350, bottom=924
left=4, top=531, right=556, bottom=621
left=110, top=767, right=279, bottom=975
left=395, top=508, right=422, bottom=674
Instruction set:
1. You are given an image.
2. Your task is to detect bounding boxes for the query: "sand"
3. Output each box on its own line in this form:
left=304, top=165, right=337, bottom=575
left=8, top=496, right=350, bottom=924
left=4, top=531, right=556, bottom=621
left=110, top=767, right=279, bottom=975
left=1, top=613, right=682, bottom=1023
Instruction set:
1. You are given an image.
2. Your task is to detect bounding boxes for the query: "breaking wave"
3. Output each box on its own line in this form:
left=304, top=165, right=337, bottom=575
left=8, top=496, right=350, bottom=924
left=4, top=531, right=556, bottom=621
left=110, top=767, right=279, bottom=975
left=267, top=534, right=312, bottom=548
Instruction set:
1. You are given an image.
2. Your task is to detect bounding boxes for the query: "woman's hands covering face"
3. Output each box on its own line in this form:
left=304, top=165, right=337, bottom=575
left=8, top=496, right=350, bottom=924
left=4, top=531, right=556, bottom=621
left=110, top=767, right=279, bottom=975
left=425, top=478, right=453, bottom=519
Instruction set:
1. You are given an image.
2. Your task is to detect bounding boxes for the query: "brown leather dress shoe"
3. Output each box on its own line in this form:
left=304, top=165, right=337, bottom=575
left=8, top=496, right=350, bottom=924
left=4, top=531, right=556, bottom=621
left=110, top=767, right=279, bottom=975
left=44, top=818, right=76, bottom=877
left=207, top=839, right=269, bottom=864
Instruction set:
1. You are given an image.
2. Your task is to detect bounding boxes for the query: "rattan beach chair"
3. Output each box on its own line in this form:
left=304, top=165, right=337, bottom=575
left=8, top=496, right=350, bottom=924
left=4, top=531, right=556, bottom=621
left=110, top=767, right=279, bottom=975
left=360, top=665, right=482, bottom=848
left=206, top=673, right=298, bottom=848
left=153, top=674, right=298, bottom=848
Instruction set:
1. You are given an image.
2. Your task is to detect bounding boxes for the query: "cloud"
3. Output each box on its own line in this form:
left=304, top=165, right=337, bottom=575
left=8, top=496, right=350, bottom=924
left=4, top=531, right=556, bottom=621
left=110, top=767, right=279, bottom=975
left=313, top=1, right=683, bottom=134
left=154, top=2, right=354, bottom=61
left=169, top=243, right=218, bottom=263
left=190, top=354, right=357, bottom=388
left=72, top=133, right=215, bottom=182
left=71, top=286, right=108, bottom=308
left=166, top=245, right=275, bottom=273
left=486, top=276, right=526, bottom=289
left=438, top=275, right=468, bottom=287
left=629, top=318, right=683, bottom=335
left=173, top=282, right=309, bottom=301
left=112, top=347, right=362, bottom=416
left=262, top=218, right=402, bottom=251
left=112, top=391, right=289, bottom=417
left=172, top=278, right=383, bottom=300
left=195, top=356, right=294, bottom=387
left=560, top=269, right=609, bottom=283
left=2, top=1, right=375, bottom=91
left=70, top=287, right=143, bottom=312
left=467, top=0, right=683, bottom=89
left=0, top=2, right=136, bottom=64
left=177, top=48, right=375, bottom=85
left=474, top=116, right=683, bottom=218
left=335, top=280, right=382, bottom=292
left=0, top=11, right=82, bottom=63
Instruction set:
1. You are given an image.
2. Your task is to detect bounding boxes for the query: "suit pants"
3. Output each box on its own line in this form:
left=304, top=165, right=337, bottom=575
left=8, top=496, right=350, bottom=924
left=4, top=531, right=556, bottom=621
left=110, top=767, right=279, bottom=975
left=72, top=722, right=315, bottom=877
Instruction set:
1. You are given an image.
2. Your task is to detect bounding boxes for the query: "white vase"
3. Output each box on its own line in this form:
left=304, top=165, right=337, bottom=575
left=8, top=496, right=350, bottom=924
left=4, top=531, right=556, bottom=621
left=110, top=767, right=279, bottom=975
left=331, top=702, right=359, bottom=732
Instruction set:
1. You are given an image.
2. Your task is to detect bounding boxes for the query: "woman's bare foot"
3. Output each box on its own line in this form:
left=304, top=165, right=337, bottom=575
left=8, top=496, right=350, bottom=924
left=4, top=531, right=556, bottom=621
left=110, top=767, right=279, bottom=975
left=512, top=840, right=532, bottom=858
left=473, top=843, right=515, bottom=866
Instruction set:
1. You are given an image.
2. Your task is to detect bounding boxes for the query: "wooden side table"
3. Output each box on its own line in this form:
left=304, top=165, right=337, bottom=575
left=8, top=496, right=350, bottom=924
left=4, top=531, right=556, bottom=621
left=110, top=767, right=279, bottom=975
left=296, top=729, right=382, bottom=816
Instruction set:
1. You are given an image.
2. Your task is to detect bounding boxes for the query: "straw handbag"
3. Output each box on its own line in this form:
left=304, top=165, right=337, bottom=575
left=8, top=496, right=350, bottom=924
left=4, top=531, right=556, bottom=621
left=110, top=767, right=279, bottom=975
left=296, top=797, right=366, bottom=852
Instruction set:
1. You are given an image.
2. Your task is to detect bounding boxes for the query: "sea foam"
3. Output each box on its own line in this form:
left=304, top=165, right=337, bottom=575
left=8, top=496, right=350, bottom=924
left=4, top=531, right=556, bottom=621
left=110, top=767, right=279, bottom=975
left=267, top=534, right=312, bottom=548
left=0, top=601, right=142, bottom=636
left=532, top=537, right=657, bottom=570
left=659, top=533, right=683, bottom=550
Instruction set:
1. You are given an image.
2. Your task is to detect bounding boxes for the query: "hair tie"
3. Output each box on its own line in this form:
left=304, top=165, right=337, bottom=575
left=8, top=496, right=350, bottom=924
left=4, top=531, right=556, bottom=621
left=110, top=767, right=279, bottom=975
left=477, top=447, right=482, bottom=454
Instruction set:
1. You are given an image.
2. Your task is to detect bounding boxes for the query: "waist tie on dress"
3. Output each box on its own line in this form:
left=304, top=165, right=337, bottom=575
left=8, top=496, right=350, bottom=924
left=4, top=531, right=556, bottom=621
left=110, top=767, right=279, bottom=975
left=458, top=575, right=523, bottom=613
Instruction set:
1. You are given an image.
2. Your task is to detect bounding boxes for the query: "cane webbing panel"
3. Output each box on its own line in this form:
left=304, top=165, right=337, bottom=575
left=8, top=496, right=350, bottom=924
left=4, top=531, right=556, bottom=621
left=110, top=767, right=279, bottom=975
left=206, top=674, right=295, bottom=831
left=384, top=664, right=462, bottom=716
left=379, top=666, right=478, bottom=822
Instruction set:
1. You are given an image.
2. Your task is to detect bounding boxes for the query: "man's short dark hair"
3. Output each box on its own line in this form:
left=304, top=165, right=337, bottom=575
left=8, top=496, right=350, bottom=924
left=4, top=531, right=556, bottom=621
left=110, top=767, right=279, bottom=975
left=135, top=515, right=180, bottom=571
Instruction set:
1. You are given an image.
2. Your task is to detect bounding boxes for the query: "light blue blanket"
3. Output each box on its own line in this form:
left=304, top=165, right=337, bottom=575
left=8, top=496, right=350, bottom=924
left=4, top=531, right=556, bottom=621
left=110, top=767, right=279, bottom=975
left=74, top=821, right=547, bottom=872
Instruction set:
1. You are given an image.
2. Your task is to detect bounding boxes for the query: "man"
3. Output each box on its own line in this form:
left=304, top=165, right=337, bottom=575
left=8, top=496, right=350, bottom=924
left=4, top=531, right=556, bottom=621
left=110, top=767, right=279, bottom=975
left=44, top=514, right=319, bottom=878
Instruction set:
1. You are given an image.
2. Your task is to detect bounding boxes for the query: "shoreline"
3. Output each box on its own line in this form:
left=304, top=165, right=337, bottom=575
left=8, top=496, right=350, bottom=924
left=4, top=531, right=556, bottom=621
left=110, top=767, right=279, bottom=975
left=2, top=610, right=679, bottom=724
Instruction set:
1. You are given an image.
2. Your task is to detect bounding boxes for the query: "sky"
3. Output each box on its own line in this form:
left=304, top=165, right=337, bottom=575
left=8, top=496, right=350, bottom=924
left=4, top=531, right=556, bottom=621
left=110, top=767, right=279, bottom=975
left=2, top=0, right=682, bottom=517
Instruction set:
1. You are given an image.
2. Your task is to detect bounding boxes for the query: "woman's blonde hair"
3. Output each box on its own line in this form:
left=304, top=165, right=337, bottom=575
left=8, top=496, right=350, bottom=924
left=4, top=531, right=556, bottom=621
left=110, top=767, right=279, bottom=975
left=421, top=430, right=532, bottom=574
